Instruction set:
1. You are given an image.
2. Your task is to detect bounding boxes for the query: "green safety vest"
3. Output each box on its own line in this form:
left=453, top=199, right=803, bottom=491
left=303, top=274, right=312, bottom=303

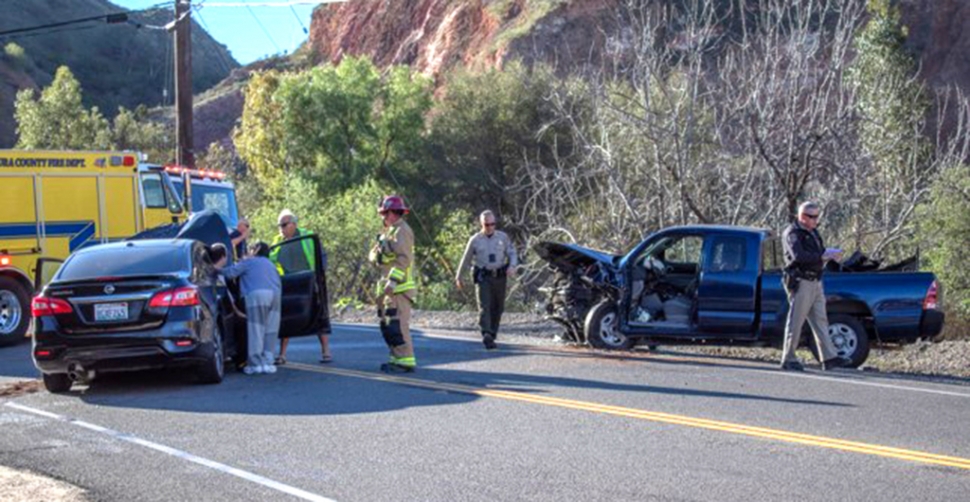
left=270, top=228, right=316, bottom=275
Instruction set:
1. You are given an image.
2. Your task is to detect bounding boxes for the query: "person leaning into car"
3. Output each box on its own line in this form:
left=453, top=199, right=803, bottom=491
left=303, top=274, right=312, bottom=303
left=780, top=201, right=852, bottom=372
left=214, top=242, right=283, bottom=375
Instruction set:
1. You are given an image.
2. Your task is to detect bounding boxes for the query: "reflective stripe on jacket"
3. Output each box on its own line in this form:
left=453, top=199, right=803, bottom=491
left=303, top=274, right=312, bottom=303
left=370, top=219, right=417, bottom=298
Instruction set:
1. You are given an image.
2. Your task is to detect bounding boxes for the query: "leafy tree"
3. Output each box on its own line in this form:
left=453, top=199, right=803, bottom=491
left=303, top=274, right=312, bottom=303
left=845, top=0, right=931, bottom=254
left=234, top=70, right=287, bottom=198
left=111, top=105, right=171, bottom=162
left=275, top=57, right=432, bottom=192
left=14, top=66, right=112, bottom=150
left=919, top=164, right=970, bottom=323
left=429, top=62, right=575, bottom=230
left=236, top=57, right=433, bottom=197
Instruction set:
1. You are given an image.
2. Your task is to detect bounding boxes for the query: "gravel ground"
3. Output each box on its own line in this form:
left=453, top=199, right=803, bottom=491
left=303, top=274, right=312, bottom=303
left=334, top=307, right=970, bottom=381
left=0, top=466, right=87, bottom=502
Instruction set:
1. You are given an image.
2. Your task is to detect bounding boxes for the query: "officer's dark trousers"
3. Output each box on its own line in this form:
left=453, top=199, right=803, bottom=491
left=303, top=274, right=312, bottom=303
left=476, top=275, right=507, bottom=338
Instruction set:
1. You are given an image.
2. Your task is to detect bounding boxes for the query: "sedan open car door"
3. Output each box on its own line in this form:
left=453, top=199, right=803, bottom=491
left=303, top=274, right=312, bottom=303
left=269, top=234, right=331, bottom=338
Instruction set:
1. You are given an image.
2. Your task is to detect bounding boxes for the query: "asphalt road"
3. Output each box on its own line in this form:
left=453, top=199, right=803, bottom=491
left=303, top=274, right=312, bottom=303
left=1, top=324, right=969, bottom=501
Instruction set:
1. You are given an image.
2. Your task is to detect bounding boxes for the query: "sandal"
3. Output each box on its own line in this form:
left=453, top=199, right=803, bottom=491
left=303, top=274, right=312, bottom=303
left=319, top=354, right=333, bottom=364
left=274, top=356, right=287, bottom=366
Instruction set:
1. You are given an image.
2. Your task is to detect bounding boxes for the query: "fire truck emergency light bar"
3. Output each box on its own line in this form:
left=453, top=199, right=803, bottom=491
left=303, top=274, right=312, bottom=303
left=164, top=165, right=227, bottom=180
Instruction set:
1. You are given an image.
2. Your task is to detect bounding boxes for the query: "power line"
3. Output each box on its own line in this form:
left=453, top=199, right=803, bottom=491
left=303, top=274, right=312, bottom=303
left=193, top=4, right=237, bottom=75
left=0, top=23, right=103, bottom=42
left=0, top=13, right=127, bottom=37
left=245, top=4, right=282, bottom=54
left=0, top=4, right=169, bottom=38
left=289, top=4, right=308, bottom=35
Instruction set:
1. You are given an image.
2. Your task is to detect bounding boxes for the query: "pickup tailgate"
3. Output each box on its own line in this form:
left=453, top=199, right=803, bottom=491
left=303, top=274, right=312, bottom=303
left=822, top=272, right=942, bottom=342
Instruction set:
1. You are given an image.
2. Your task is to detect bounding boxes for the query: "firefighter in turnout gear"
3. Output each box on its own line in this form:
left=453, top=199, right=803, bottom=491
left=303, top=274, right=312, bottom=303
left=369, top=195, right=417, bottom=373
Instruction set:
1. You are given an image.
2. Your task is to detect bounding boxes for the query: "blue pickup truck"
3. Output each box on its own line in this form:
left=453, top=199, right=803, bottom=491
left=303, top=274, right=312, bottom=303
left=535, top=225, right=944, bottom=367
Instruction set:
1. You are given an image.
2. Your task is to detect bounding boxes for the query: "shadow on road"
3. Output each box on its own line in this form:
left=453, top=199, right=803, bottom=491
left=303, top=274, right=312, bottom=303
left=646, top=347, right=970, bottom=387
left=0, top=342, right=38, bottom=381
left=64, top=327, right=850, bottom=415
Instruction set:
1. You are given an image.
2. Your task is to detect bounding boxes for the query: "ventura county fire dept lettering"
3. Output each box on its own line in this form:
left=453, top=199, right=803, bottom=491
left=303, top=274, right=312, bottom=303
left=0, top=157, right=86, bottom=168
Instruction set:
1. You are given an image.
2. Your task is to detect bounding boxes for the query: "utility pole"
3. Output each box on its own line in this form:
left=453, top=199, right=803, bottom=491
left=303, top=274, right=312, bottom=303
left=174, top=0, right=194, bottom=169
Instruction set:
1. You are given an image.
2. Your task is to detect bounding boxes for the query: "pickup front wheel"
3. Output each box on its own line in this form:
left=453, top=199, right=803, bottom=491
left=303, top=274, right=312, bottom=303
left=585, top=301, right=635, bottom=350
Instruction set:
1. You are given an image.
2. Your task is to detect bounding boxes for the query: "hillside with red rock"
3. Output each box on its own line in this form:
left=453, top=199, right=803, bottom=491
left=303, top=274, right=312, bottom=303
left=183, top=0, right=970, bottom=155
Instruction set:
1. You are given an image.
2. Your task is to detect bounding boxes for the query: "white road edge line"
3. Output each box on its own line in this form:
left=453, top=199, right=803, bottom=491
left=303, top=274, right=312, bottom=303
left=769, top=371, right=970, bottom=398
left=3, top=402, right=337, bottom=502
left=332, top=323, right=970, bottom=399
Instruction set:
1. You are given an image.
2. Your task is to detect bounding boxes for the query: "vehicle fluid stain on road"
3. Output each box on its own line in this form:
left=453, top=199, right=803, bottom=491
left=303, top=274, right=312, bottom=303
left=286, top=362, right=970, bottom=472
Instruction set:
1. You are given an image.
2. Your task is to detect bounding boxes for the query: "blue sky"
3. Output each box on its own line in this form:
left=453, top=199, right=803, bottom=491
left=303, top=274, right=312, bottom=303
left=113, top=1, right=321, bottom=65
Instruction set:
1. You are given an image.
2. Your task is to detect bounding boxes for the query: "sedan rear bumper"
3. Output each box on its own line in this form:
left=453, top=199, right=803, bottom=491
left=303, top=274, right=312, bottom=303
left=32, top=319, right=214, bottom=375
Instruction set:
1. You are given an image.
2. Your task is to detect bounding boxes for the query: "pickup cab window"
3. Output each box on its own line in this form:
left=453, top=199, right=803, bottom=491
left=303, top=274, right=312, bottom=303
left=762, top=236, right=783, bottom=272
left=707, top=237, right=747, bottom=273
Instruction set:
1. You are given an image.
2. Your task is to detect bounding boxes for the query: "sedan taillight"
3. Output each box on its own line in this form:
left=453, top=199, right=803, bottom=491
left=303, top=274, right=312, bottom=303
left=148, top=286, right=200, bottom=308
left=31, top=296, right=73, bottom=317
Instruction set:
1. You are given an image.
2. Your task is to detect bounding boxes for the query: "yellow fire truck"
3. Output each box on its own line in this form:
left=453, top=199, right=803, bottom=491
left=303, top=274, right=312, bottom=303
left=0, top=150, right=187, bottom=346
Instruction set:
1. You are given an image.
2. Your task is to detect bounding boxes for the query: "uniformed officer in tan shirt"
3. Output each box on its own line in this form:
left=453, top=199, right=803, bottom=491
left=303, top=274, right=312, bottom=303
left=455, top=210, right=518, bottom=349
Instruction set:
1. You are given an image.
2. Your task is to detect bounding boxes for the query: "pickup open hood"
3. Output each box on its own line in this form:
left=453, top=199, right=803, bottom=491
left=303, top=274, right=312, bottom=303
left=533, top=241, right=620, bottom=273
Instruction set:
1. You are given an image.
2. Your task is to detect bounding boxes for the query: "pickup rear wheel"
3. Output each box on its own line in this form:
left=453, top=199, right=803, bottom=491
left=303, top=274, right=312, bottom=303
left=585, top=301, right=634, bottom=350
left=808, top=315, right=870, bottom=368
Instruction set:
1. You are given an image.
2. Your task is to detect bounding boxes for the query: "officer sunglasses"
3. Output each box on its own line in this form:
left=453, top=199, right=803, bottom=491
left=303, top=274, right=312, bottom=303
left=483, top=222, right=496, bottom=227
left=803, top=213, right=820, bottom=220
left=279, top=221, right=293, bottom=228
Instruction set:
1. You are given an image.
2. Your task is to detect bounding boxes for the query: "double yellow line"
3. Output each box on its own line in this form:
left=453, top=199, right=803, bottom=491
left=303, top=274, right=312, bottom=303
left=289, top=363, right=970, bottom=470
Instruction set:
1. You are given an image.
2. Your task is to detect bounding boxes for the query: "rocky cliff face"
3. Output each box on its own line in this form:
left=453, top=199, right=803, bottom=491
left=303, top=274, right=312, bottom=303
left=307, top=0, right=618, bottom=80
left=186, top=0, right=970, bottom=157
left=306, top=0, right=970, bottom=95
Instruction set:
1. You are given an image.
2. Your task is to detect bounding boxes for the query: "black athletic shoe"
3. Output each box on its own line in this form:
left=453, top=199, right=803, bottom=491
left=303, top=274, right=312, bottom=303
left=483, top=335, right=498, bottom=350
left=780, top=360, right=805, bottom=372
left=380, top=363, right=415, bottom=374
left=822, top=356, right=853, bottom=371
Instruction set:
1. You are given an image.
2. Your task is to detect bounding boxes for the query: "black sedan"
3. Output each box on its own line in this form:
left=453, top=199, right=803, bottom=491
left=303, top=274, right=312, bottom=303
left=31, top=230, right=330, bottom=392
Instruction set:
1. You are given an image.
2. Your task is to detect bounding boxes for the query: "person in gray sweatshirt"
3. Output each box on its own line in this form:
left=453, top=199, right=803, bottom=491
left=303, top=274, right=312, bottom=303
left=213, top=242, right=282, bottom=375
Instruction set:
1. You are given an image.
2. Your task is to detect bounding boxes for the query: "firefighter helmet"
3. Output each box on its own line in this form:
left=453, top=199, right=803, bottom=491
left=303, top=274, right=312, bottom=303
left=378, top=195, right=409, bottom=214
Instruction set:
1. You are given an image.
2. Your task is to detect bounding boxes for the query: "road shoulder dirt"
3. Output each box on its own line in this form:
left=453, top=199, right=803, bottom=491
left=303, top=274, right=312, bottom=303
left=0, top=465, right=87, bottom=502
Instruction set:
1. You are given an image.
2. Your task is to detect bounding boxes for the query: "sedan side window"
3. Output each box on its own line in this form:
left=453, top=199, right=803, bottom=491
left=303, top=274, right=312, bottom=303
left=193, top=244, right=216, bottom=286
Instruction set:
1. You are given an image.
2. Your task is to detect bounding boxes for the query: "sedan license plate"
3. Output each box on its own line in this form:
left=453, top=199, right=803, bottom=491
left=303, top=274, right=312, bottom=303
left=94, top=302, right=128, bottom=322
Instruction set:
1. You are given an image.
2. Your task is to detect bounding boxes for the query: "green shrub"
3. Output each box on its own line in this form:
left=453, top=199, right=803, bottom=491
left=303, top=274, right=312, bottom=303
left=3, top=43, right=27, bottom=69
left=919, top=164, right=970, bottom=331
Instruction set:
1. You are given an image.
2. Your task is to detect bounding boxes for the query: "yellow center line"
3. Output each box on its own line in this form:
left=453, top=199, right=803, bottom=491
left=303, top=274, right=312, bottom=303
left=287, top=363, right=970, bottom=470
